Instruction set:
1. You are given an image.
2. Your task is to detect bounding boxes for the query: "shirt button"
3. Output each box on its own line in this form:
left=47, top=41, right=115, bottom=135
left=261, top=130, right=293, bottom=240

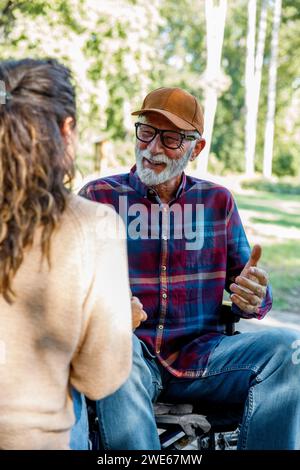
left=162, top=293, right=167, bottom=299
left=162, top=265, right=166, bottom=271
left=158, top=325, right=163, bottom=330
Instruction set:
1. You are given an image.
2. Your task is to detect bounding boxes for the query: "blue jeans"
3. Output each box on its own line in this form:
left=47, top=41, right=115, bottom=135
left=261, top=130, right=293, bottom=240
left=95, top=329, right=300, bottom=450
left=70, top=336, right=161, bottom=450
left=96, top=335, right=161, bottom=449
left=70, top=389, right=89, bottom=450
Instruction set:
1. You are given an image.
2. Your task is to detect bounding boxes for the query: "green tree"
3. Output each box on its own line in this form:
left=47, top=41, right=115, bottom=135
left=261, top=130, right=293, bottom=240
left=1, top=0, right=299, bottom=177
left=0, top=0, right=163, bottom=169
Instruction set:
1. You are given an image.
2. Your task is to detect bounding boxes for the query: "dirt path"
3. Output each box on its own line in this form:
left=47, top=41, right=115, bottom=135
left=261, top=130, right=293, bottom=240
left=238, top=309, right=300, bottom=333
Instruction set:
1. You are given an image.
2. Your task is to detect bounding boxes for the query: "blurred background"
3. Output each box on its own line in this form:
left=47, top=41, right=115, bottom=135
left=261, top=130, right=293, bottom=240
left=0, top=0, right=299, bottom=319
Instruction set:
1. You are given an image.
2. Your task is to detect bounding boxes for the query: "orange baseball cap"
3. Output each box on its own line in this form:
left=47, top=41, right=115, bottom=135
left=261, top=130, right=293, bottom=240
left=132, top=87, right=204, bottom=135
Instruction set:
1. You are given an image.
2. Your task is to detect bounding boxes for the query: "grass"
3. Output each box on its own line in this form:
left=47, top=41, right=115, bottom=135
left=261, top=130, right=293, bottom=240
left=236, top=190, right=300, bottom=203
left=260, top=241, right=300, bottom=312
left=234, top=191, right=300, bottom=313
left=241, top=178, right=300, bottom=196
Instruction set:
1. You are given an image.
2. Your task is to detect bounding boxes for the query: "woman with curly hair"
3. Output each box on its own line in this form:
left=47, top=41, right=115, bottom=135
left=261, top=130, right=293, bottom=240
left=0, top=58, right=132, bottom=449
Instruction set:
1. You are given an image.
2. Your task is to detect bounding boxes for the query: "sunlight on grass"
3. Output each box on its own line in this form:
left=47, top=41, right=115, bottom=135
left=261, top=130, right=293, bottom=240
left=251, top=217, right=300, bottom=230
left=234, top=191, right=300, bottom=313
left=262, top=241, right=300, bottom=267
left=262, top=241, right=300, bottom=311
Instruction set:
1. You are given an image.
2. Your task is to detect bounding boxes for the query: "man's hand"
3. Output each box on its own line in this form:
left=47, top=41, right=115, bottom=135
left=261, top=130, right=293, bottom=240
left=229, top=244, right=269, bottom=315
left=131, top=296, right=147, bottom=330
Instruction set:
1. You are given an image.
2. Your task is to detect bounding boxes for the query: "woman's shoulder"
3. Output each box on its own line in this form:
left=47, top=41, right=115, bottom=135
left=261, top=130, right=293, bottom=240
left=68, top=193, right=118, bottom=219
left=65, top=193, right=123, bottom=240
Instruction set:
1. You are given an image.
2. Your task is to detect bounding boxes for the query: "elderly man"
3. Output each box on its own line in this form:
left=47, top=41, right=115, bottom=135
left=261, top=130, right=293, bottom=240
left=79, top=87, right=300, bottom=450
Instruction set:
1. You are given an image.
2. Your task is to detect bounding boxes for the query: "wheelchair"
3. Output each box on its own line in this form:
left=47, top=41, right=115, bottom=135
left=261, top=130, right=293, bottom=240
left=154, top=301, right=243, bottom=450
left=87, top=302, right=243, bottom=450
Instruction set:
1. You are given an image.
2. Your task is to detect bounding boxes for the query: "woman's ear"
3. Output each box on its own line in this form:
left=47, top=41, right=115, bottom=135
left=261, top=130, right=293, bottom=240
left=61, top=117, right=77, bottom=161
left=61, top=116, right=74, bottom=138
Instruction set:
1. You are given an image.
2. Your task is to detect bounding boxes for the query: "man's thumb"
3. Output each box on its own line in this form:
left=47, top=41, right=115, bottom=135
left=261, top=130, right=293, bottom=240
left=246, top=244, right=262, bottom=268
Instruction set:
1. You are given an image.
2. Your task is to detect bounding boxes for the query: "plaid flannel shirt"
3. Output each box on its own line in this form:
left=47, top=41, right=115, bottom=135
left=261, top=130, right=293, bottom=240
left=79, top=166, right=272, bottom=378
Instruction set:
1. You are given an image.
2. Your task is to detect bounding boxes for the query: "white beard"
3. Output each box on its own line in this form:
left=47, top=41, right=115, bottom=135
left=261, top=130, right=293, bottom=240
left=135, top=144, right=194, bottom=186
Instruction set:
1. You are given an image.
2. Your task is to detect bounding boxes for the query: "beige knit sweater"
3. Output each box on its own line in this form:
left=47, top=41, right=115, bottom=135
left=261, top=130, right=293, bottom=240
left=0, top=194, right=132, bottom=449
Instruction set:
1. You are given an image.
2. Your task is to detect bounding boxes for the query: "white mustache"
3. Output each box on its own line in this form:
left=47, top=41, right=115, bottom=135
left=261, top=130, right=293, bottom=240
left=139, top=150, right=170, bottom=165
left=135, top=142, right=195, bottom=186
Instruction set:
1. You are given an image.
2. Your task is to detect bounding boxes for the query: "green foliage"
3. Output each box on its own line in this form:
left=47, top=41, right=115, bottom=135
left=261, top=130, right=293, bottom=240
left=252, top=2, right=300, bottom=177
left=0, top=0, right=299, bottom=176
left=235, top=190, right=300, bottom=312
left=0, top=0, right=163, bottom=168
left=260, top=241, right=300, bottom=313
left=211, top=1, right=248, bottom=173
left=272, top=150, right=299, bottom=177
left=241, top=178, right=300, bottom=195
left=157, top=0, right=206, bottom=84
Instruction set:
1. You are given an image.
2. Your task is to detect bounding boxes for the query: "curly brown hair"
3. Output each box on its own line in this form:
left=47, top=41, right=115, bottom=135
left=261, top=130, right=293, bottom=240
left=0, top=58, right=76, bottom=303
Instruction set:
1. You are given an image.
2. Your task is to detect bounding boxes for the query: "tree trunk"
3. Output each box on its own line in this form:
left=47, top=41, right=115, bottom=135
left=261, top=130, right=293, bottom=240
left=244, top=0, right=256, bottom=177
left=244, top=0, right=268, bottom=177
left=263, top=0, right=282, bottom=178
left=196, top=0, right=227, bottom=175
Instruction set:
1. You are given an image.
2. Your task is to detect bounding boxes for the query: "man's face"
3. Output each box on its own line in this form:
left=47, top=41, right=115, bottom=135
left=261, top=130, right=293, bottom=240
left=135, top=113, right=197, bottom=186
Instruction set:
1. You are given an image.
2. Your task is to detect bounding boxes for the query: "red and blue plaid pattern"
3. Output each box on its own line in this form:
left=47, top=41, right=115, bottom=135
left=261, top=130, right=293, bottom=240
left=79, top=166, right=272, bottom=378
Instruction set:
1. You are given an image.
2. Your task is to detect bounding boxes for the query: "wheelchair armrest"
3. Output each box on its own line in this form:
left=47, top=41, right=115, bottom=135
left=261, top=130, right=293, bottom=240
left=220, top=301, right=240, bottom=336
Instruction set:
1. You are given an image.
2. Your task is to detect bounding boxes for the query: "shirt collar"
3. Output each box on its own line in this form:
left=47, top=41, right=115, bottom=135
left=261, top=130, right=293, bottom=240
left=129, top=165, right=187, bottom=202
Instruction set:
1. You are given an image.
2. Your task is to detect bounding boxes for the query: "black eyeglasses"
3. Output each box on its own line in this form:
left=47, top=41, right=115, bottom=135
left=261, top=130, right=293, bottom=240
left=135, top=122, right=199, bottom=150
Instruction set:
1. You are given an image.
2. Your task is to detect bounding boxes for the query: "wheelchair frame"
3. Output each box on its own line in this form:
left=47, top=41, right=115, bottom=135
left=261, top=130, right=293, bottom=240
left=154, top=302, right=243, bottom=450
left=87, top=302, right=242, bottom=450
